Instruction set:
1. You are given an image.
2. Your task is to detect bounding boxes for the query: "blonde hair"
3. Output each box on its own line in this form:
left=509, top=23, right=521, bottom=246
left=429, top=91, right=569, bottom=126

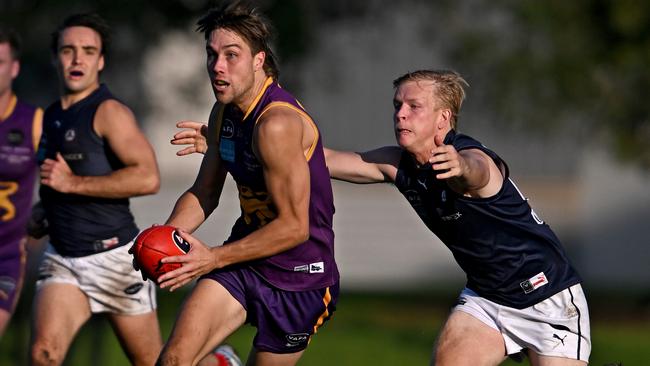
left=393, top=69, right=468, bottom=129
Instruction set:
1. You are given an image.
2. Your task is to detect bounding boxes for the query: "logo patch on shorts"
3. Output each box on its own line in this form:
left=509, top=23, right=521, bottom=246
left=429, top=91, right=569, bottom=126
left=520, top=272, right=548, bottom=294
left=285, top=333, right=309, bottom=347
left=124, top=283, right=144, bottom=295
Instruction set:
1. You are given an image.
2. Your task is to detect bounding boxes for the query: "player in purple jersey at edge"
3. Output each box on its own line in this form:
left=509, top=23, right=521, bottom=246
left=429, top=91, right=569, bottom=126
left=29, top=13, right=162, bottom=366
left=146, top=1, right=340, bottom=366
left=174, top=70, right=592, bottom=365
left=0, top=27, right=43, bottom=340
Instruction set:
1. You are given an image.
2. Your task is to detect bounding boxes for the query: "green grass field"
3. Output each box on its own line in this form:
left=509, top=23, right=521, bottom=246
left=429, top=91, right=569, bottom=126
left=2, top=284, right=648, bottom=365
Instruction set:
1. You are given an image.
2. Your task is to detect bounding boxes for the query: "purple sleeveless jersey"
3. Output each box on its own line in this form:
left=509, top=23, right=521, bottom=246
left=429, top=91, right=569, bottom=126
left=217, top=78, right=338, bottom=291
left=0, top=96, right=39, bottom=255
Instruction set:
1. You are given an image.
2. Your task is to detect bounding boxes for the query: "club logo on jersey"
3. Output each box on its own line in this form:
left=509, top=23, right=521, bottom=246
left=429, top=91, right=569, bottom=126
left=403, top=190, right=422, bottom=206
left=222, top=119, right=235, bottom=138
left=64, top=129, right=76, bottom=142
left=520, top=271, right=549, bottom=294
left=441, top=190, right=447, bottom=203
left=6, top=129, right=24, bottom=146
left=54, top=120, right=62, bottom=128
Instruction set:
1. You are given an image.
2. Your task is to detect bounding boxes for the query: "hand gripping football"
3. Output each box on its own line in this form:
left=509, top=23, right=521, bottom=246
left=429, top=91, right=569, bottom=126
left=132, top=225, right=191, bottom=282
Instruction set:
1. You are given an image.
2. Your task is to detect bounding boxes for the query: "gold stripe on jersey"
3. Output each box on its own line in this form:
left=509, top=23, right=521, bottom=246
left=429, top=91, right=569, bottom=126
left=1, top=94, right=17, bottom=121
left=255, top=101, right=320, bottom=161
left=32, top=108, right=43, bottom=150
left=242, top=77, right=274, bottom=121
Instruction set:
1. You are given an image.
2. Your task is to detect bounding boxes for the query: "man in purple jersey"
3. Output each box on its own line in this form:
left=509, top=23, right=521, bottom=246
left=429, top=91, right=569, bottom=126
left=0, top=27, right=42, bottom=340
left=149, top=2, right=339, bottom=365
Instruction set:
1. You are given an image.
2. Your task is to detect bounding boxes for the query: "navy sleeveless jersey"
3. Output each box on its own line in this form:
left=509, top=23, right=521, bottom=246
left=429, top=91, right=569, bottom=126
left=38, top=85, right=139, bottom=257
left=216, top=77, right=338, bottom=291
left=0, top=95, right=40, bottom=255
left=394, top=130, right=581, bottom=308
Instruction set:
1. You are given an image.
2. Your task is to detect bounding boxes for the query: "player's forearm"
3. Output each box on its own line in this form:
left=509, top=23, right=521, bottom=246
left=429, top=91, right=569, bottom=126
left=453, top=151, right=490, bottom=192
left=165, top=190, right=211, bottom=233
left=212, top=215, right=309, bottom=268
left=67, top=164, right=160, bottom=198
left=325, top=148, right=385, bottom=183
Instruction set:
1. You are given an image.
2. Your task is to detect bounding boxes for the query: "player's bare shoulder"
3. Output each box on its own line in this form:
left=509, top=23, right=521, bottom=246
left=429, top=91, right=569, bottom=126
left=93, top=98, right=139, bottom=137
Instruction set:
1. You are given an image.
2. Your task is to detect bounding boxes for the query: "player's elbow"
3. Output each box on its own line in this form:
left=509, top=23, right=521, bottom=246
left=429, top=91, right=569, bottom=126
left=139, top=171, right=160, bottom=195
left=287, top=217, right=310, bottom=244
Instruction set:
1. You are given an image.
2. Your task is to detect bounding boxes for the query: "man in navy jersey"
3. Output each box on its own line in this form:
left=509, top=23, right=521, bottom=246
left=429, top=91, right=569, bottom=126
left=324, top=70, right=591, bottom=365
left=29, top=13, right=162, bottom=366
left=175, top=69, right=591, bottom=365
left=0, top=27, right=43, bottom=340
left=153, top=2, right=339, bottom=365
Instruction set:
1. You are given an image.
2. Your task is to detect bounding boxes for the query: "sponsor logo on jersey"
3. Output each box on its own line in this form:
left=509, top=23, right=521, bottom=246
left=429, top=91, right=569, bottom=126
left=219, top=139, right=235, bottom=162
left=417, top=178, right=427, bottom=190
left=293, top=264, right=308, bottom=273
left=520, top=271, right=549, bottom=294
left=293, top=262, right=325, bottom=274
left=63, top=153, right=84, bottom=161
left=441, top=212, right=462, bottom=221
left=7, top=129, right=24, bottom=146
left=309, top=262, right=324, bottom=273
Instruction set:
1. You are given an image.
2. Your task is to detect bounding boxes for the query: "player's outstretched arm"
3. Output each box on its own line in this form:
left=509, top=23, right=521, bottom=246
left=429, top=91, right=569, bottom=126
left=324, top=146, right=401, bottom=183
left=39, top=100, right=160, bottom=198
left=171, top=120, right=208, bottom=156
left=166, top=105, right=227, bottom=233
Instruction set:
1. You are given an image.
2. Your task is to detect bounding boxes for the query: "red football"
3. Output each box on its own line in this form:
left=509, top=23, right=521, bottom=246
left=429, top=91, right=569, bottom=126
left=132, top=225, right=191, bottom=283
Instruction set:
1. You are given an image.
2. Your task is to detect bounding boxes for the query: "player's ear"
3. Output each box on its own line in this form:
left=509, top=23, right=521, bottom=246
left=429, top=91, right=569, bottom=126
left=11, top=60, right=19, bottom=80
left=98, top=54, right=105, bottom=72
left=253, top=51, right=265, bottom=72
left=437, top=108, right=452, bottom=130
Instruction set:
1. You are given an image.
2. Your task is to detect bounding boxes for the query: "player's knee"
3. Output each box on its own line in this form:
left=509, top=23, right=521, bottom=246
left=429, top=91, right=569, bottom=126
left=30, top=339, right=65, bottom=366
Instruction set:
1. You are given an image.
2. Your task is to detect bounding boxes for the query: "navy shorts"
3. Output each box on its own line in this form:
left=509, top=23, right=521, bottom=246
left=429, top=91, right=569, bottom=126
left=0, top=238, right=26, bottom=313
left=201, top=266, right=338, bottom=354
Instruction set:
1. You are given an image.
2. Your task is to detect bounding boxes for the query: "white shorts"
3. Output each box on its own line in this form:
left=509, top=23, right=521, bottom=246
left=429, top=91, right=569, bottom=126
left=453, top=284, right=591, bottom=362
left=36, top=243, right=157, bottom=315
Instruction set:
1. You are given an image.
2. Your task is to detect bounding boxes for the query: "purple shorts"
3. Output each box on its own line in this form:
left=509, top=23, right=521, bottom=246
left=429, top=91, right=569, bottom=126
left=201, top=265, right=338, bottom=354
left=0, top=238, right=26, bottom=313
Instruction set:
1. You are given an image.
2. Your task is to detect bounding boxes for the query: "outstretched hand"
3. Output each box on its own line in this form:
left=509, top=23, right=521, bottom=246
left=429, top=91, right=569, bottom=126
left=157, top=229, right=217, bottom=291
left=429, top=134, right=465, bottom=180
left=171, top=121, right=208, bottom=156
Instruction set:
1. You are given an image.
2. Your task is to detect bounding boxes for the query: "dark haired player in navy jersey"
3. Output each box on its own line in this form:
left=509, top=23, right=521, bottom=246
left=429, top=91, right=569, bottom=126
left=153, top=2, right=338, bottom=366
left=29, top=13, right=162, bottom=366
left=175, top=69, right=591, bottom=365
left=0, top=27, right=43, bottom=340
